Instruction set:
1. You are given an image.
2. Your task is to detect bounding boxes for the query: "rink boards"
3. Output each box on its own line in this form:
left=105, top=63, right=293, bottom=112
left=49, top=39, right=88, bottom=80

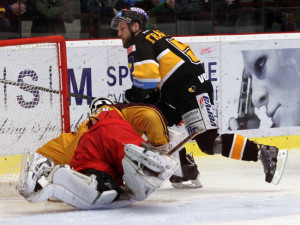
left=1, top=33, right=300, bottom=178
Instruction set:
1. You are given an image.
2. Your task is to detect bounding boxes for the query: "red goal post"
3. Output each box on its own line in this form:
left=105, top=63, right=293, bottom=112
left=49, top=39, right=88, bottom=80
left=0, top=36, right=70, bottom=184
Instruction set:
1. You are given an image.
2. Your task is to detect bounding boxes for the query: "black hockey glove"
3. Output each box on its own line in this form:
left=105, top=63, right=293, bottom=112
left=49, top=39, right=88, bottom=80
left=124, top=89, right=136, bottom=103
left=143, top=88, right=161, bottom=105
left=124, top=87, right=154, bottom=103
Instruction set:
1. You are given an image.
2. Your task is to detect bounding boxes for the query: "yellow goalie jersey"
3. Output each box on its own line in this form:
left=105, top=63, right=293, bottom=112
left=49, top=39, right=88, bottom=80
left=37, top=102, right=169, bottom=165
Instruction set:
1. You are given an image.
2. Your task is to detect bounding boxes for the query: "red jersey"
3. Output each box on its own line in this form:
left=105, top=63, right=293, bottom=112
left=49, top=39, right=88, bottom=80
left=70, top=110, right=145, bottom=185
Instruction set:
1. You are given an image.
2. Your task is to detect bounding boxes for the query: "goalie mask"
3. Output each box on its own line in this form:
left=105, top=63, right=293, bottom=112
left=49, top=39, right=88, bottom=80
left=89, top=97, right=114, bottom=116
left=111, top=7, right=148, bottom=31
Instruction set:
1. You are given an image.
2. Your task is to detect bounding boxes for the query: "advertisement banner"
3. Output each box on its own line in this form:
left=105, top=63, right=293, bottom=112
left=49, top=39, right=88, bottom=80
left=220, top=33, right=300, bottom=137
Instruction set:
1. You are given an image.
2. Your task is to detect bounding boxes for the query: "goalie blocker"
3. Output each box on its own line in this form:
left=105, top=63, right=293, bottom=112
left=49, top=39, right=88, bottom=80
left=18, top=144, right=179, bottom=209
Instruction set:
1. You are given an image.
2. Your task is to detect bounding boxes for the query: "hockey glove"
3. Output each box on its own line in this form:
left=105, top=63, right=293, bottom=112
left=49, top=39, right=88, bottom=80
left=124, top=87, right=154, bottom=103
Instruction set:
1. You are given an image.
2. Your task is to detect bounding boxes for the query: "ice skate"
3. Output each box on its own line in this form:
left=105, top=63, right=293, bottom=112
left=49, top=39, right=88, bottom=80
left=170, top=152, right=203, bottom=188
left=170, top=173, right=202, bottom=188
left=258, top=145, right=288, bottom=185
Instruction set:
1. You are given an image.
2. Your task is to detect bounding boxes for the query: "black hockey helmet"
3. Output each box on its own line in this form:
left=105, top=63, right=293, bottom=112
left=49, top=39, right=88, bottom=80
left=89, top=97, right=114, bottom=116
left=111, top=7, right=148, bottom=31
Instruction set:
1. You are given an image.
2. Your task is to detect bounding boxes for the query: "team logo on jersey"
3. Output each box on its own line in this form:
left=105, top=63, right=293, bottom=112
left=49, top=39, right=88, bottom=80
left=127, top=45, right=136, bottom=55
left=188, top=85, right=196, bottom=93
left=128, top=56, right=134, bottom=74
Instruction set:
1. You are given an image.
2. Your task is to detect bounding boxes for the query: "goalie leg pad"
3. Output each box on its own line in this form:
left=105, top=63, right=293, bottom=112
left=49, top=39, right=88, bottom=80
left=122, top=157, right=155, bottom=201
left=124, top=144, right=166, bottom=172
left=122, top=149, right=179, bottom=201
left=52, top=167, right=102, bottom=205
left=26, top=166, right=133, bottom=209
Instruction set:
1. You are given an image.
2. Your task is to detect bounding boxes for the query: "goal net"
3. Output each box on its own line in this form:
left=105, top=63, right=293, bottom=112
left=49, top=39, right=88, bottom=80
left=0, top=36, right=70, bottom=184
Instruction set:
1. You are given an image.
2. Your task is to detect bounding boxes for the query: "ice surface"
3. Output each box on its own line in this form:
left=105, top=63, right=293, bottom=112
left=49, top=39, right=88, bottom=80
left=1, top=150, right=300, bottom=225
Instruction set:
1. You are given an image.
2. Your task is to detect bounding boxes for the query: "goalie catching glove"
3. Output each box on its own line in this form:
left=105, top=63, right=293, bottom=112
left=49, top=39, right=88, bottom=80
left=122, top=144, right=179, bottom=201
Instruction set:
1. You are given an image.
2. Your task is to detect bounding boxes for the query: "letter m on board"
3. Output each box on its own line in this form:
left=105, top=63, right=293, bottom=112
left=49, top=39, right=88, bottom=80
left=68, top=68, right=92, bottom=105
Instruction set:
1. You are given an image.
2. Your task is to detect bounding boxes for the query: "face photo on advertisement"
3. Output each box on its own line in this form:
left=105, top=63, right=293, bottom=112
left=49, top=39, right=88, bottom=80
left=238, top=48, right=300, bottom=129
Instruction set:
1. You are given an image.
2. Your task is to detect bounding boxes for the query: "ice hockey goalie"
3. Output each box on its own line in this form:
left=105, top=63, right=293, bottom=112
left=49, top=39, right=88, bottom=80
left=18, top=143, right=178, bottom=209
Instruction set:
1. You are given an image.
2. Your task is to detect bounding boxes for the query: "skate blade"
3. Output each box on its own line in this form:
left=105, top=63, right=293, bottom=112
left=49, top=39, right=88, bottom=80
left=171, top=180, right=203, bottom=189
left=171, top=175, right=203, bottom=189
left=272, top=149, right=288, bottom=185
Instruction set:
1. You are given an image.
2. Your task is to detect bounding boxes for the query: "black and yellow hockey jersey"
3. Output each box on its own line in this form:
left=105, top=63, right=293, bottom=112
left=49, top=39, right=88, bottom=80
left=127, top=29, right=205, bottom=94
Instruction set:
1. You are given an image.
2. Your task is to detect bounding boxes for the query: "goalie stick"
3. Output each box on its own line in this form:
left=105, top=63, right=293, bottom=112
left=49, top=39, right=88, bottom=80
left=167, top=129, right=201, bottom=156
left=0, top=78, right=95, bottom=101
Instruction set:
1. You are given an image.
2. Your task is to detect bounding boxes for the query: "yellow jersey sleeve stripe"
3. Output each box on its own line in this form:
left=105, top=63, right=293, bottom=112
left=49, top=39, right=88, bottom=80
left=133, top=61, right=160, bottom=79
left=157, top=49, right=170, bottom=61
left=133, top=61, right=161, bottom=89
left=159, top=60, right=184, bottom=88
left=157, top=50, right=183, bottom=76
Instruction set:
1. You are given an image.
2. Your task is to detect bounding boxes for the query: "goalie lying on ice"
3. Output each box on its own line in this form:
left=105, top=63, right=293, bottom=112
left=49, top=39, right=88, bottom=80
left=18, top=100, right=179, bottom=209
left=19, top=146, right=178, bottom=209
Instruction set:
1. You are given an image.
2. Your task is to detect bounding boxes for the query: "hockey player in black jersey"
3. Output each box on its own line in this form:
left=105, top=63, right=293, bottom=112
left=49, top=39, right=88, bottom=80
left=111, top=7, right=288, bottom=186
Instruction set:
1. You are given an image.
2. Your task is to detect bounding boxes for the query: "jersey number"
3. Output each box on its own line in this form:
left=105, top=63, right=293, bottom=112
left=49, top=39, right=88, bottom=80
left=167, top=38, right=200, bottom=65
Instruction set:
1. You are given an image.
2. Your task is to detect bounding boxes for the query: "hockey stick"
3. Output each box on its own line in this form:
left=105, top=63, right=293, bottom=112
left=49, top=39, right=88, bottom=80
left=167, top=129, right=201, bottom=156
left=0, top=78, right=95, bottom=101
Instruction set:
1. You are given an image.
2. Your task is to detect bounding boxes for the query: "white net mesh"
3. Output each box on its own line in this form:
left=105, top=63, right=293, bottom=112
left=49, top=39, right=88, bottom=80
left=0, top=39, right=68, bottom=183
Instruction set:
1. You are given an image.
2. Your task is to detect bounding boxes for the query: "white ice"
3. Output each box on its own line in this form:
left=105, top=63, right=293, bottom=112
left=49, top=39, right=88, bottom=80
left=1, top=150, right=300, bottom=225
